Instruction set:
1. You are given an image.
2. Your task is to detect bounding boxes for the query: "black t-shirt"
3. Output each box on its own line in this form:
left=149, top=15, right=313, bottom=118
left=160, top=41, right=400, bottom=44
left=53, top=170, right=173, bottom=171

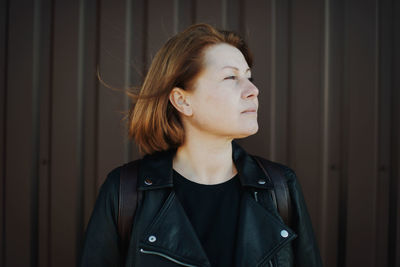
left=172, top=169, right=242, bottom=267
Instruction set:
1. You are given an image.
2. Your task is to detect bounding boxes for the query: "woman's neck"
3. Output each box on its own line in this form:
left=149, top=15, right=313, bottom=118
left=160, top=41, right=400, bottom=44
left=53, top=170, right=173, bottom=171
left=172, top=136, right=238, bottom=185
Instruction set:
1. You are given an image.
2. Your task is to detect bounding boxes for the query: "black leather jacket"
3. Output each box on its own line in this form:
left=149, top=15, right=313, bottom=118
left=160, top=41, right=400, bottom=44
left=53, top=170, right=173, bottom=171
left=81, top=141, right=323, bottom=267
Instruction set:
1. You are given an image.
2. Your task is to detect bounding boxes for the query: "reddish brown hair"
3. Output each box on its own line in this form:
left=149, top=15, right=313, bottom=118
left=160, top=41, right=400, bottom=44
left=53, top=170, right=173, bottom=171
left=128, top=23, right=253, bottom=155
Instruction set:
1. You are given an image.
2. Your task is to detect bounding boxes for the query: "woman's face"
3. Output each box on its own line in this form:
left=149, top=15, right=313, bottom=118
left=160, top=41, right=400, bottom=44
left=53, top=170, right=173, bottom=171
left=186, top=43, right=259, bottom=139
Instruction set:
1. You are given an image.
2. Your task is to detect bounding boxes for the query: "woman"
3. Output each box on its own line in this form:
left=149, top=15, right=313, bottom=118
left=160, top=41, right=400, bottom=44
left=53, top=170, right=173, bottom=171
left=81, top=23, right=322, bottom=267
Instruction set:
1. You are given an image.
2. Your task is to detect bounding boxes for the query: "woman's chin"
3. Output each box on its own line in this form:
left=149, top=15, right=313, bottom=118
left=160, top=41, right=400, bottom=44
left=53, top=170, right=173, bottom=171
left=233, top=125, right=259, bottom=139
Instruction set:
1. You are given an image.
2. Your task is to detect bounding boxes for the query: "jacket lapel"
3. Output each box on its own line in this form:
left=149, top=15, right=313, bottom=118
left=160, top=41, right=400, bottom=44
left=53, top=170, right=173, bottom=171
left=235, top=191, right=296, bottom=267
left=137, top=189, right=296, bottom=267
left=138, top=190, right=212, bottom=267
left=136, top=141, right=296, bottom=267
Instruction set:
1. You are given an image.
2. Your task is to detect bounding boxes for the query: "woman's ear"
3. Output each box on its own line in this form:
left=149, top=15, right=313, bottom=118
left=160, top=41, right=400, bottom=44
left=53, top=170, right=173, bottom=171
left=169, top=87, right=193, bottom=116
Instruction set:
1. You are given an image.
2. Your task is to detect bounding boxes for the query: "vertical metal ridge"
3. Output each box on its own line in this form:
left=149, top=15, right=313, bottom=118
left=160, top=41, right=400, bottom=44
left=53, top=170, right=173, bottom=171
left=1, top=0, right=9, bottom=266
left=392, top=2, right=400, bottom=260
left=32, top=0, right=43, bottom=265
left=270, top=0, right=277, bottom=161
left=337, top=1, right=350, bottom=267
left=94, top=0, right=101, bottom=192
left=320, top=0, right=331, bottom=259
left=373, top=0, right=380, bottom=265
left=76, top=0, right=86, bottom=264
left=377, top=0, right=395, bottom=265
left=47, top=0, right=55, bottom=264
left=286, top=0, right=293, bottom=166
left=338, top=0, right=348, bottom=265
left=125, top=0, right=133, bottom=162
left=320, top=0, right=330, bottom=257
left=388, top=1, right=399, bottom=266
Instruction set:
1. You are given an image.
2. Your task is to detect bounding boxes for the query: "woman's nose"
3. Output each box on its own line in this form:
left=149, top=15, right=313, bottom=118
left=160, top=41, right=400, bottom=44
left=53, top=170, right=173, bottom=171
left=242, top=79, right=259, bottom=99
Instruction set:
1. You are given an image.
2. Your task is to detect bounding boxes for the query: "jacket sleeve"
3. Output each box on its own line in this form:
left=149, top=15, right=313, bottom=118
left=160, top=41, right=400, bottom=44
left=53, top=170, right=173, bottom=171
left=285, top=167, right=323, bottom=267
left=80, top=167, right=122, bottom=267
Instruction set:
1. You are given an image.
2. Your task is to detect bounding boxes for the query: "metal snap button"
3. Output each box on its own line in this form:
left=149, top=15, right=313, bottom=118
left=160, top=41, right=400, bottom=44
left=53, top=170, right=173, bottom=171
left=280, top=230, right=289, bottom=238
left=148, top=235, right=157, bottom=242
left=257, top=179, right=266, bottom=185
left=144, top=178, right=153, bottom=185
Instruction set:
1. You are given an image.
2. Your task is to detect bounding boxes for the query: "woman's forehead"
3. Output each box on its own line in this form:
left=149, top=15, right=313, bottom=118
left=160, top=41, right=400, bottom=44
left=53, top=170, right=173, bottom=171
left=203, top=43, right=249, bottom=71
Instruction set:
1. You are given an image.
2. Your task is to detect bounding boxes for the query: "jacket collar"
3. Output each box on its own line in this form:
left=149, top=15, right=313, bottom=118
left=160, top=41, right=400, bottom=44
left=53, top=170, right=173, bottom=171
left=135, top=141, right=296, bottom=267
left=137, top=140, right=274, bottom=190
left=138, top=186, right=295, bottom=267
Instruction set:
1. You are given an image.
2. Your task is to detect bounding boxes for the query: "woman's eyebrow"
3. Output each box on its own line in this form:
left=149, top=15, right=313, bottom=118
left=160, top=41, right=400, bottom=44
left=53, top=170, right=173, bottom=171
left=221, top=66, right=251, bottom=73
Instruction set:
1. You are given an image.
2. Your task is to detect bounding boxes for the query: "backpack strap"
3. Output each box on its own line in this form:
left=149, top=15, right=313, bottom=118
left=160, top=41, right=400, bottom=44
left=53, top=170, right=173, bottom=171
left=118, top=161, right=141, bottom=262
left=253, top=156, right=292, bottom=226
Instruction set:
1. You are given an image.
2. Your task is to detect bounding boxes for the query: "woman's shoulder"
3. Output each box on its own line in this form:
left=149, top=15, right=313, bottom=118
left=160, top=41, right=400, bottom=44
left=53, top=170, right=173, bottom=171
left=96, top=166, right=122, bottom=199
left=100, top=159, right=142, bottom=194
left=251, top=155, right=297, bottom=182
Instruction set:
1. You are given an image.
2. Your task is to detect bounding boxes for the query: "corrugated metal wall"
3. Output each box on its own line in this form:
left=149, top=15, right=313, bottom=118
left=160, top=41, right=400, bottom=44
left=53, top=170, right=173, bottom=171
left=1, top=0, right=399, bottom=266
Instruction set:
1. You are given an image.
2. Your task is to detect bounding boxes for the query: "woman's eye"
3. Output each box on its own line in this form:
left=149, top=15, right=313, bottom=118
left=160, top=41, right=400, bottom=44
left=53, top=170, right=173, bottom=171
left=224, top=76, right=237, bottom=80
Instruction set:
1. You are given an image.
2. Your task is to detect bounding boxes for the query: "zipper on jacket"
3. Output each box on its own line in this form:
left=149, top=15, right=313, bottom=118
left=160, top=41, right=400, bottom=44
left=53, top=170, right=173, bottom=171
left=254, top=191, right=259, bottom=202
left=268, top=260, right=274, bottom=267
left=140, top=248, right=198, bottom=267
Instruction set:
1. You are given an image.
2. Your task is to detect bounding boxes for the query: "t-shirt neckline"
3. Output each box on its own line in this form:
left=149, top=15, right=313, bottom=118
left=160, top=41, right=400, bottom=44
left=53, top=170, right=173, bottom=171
left=172, top=169, right=239, bottom=189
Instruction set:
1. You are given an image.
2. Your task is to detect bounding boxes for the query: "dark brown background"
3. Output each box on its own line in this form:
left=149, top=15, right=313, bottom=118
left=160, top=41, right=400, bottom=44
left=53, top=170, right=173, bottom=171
left=1, top=0, right=399, bottom=266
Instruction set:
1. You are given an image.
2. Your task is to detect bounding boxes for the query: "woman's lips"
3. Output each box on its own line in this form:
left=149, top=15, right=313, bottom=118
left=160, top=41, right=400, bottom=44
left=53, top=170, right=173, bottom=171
left=241, top=109, right=257, bottom=114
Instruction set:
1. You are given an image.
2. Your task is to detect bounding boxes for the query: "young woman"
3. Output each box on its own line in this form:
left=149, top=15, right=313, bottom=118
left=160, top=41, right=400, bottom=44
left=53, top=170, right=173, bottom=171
left=81, top=23, right=322, bottom=267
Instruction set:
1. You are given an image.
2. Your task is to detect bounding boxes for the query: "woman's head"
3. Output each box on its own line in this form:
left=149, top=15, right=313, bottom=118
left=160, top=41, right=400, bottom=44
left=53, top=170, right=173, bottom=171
left=129, top=23, right=257, bottom=155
